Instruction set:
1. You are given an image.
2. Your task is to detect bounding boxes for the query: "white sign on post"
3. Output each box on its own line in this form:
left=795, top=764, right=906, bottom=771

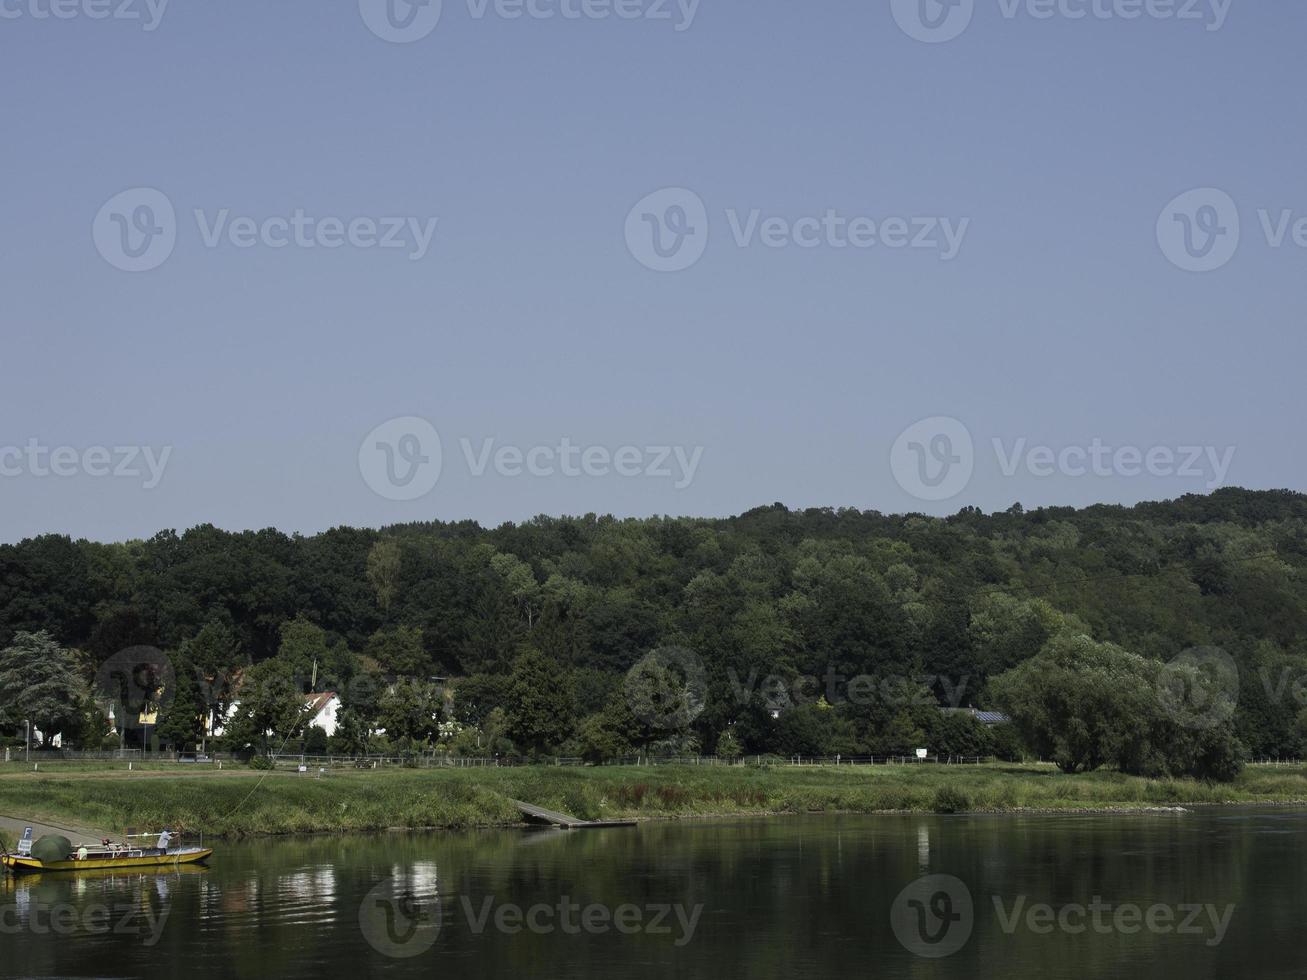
left=915, top=748, right=928, bottom=760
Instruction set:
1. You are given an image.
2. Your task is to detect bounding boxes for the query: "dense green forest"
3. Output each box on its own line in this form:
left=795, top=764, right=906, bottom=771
left=1, top=488, right=1306, bottom=771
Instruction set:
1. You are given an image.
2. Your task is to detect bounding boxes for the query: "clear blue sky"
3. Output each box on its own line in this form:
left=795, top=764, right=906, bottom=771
left=3, top=0, right=1304, bottom=543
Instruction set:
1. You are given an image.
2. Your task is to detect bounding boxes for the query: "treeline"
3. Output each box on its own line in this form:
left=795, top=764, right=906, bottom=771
left=1, top=489, right=1306, bottom=772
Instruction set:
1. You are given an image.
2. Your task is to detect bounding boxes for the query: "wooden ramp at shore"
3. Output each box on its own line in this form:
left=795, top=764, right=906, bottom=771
left=510, top=800, right=636, bottom=830
left=0, top=814, right=109, bottom=845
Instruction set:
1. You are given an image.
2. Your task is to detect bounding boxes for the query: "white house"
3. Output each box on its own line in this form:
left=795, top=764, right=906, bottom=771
left=304, top=693, right=340, bottom=737
left=206, top=703, right=240, bottom=739
left=207, top=693, right=340, bottom=739
left=30, top=727, right=62, bottom=749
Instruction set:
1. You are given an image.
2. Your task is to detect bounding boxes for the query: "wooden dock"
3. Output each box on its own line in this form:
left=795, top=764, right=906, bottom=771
left=510, top=800, right=636, bottom=830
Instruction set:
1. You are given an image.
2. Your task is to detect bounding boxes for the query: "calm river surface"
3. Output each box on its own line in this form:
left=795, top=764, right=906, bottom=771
left=3, top=809, right=1305, bottom=978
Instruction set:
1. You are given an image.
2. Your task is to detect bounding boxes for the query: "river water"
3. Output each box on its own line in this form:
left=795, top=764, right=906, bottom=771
left=2, top=809, right=1304, bottom=978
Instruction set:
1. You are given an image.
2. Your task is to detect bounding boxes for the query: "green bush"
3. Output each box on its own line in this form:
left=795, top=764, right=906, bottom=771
left=932, top=784, right=972, bottom=814
left=303, top=728, right=329, bottom=755
left=716, top=729, right=743, bottom=760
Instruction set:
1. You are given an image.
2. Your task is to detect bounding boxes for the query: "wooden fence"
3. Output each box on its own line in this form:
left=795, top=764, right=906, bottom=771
left=3, top=749, right=995, bottom=769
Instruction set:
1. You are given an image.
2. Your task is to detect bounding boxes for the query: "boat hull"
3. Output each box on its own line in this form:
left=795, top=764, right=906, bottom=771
left=2, top=849, right=213, bottom=874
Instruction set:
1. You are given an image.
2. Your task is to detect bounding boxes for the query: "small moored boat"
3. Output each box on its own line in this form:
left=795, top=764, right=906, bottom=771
left=2, top=827, right=212, bottom=875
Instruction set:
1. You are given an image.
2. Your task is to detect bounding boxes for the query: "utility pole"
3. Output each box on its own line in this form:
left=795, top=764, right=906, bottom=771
left=25, top=719, right=30, bottom=763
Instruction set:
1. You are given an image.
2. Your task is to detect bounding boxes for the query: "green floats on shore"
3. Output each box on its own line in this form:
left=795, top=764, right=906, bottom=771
left=1, top=763, right=1306, bottom=839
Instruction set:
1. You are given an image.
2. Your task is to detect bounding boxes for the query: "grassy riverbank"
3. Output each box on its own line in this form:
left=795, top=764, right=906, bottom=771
left=2, top=763, right=1306, bottom=839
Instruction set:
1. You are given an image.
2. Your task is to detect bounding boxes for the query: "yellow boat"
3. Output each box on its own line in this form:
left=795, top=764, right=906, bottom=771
left=2, top=828, right=212, bottom=875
